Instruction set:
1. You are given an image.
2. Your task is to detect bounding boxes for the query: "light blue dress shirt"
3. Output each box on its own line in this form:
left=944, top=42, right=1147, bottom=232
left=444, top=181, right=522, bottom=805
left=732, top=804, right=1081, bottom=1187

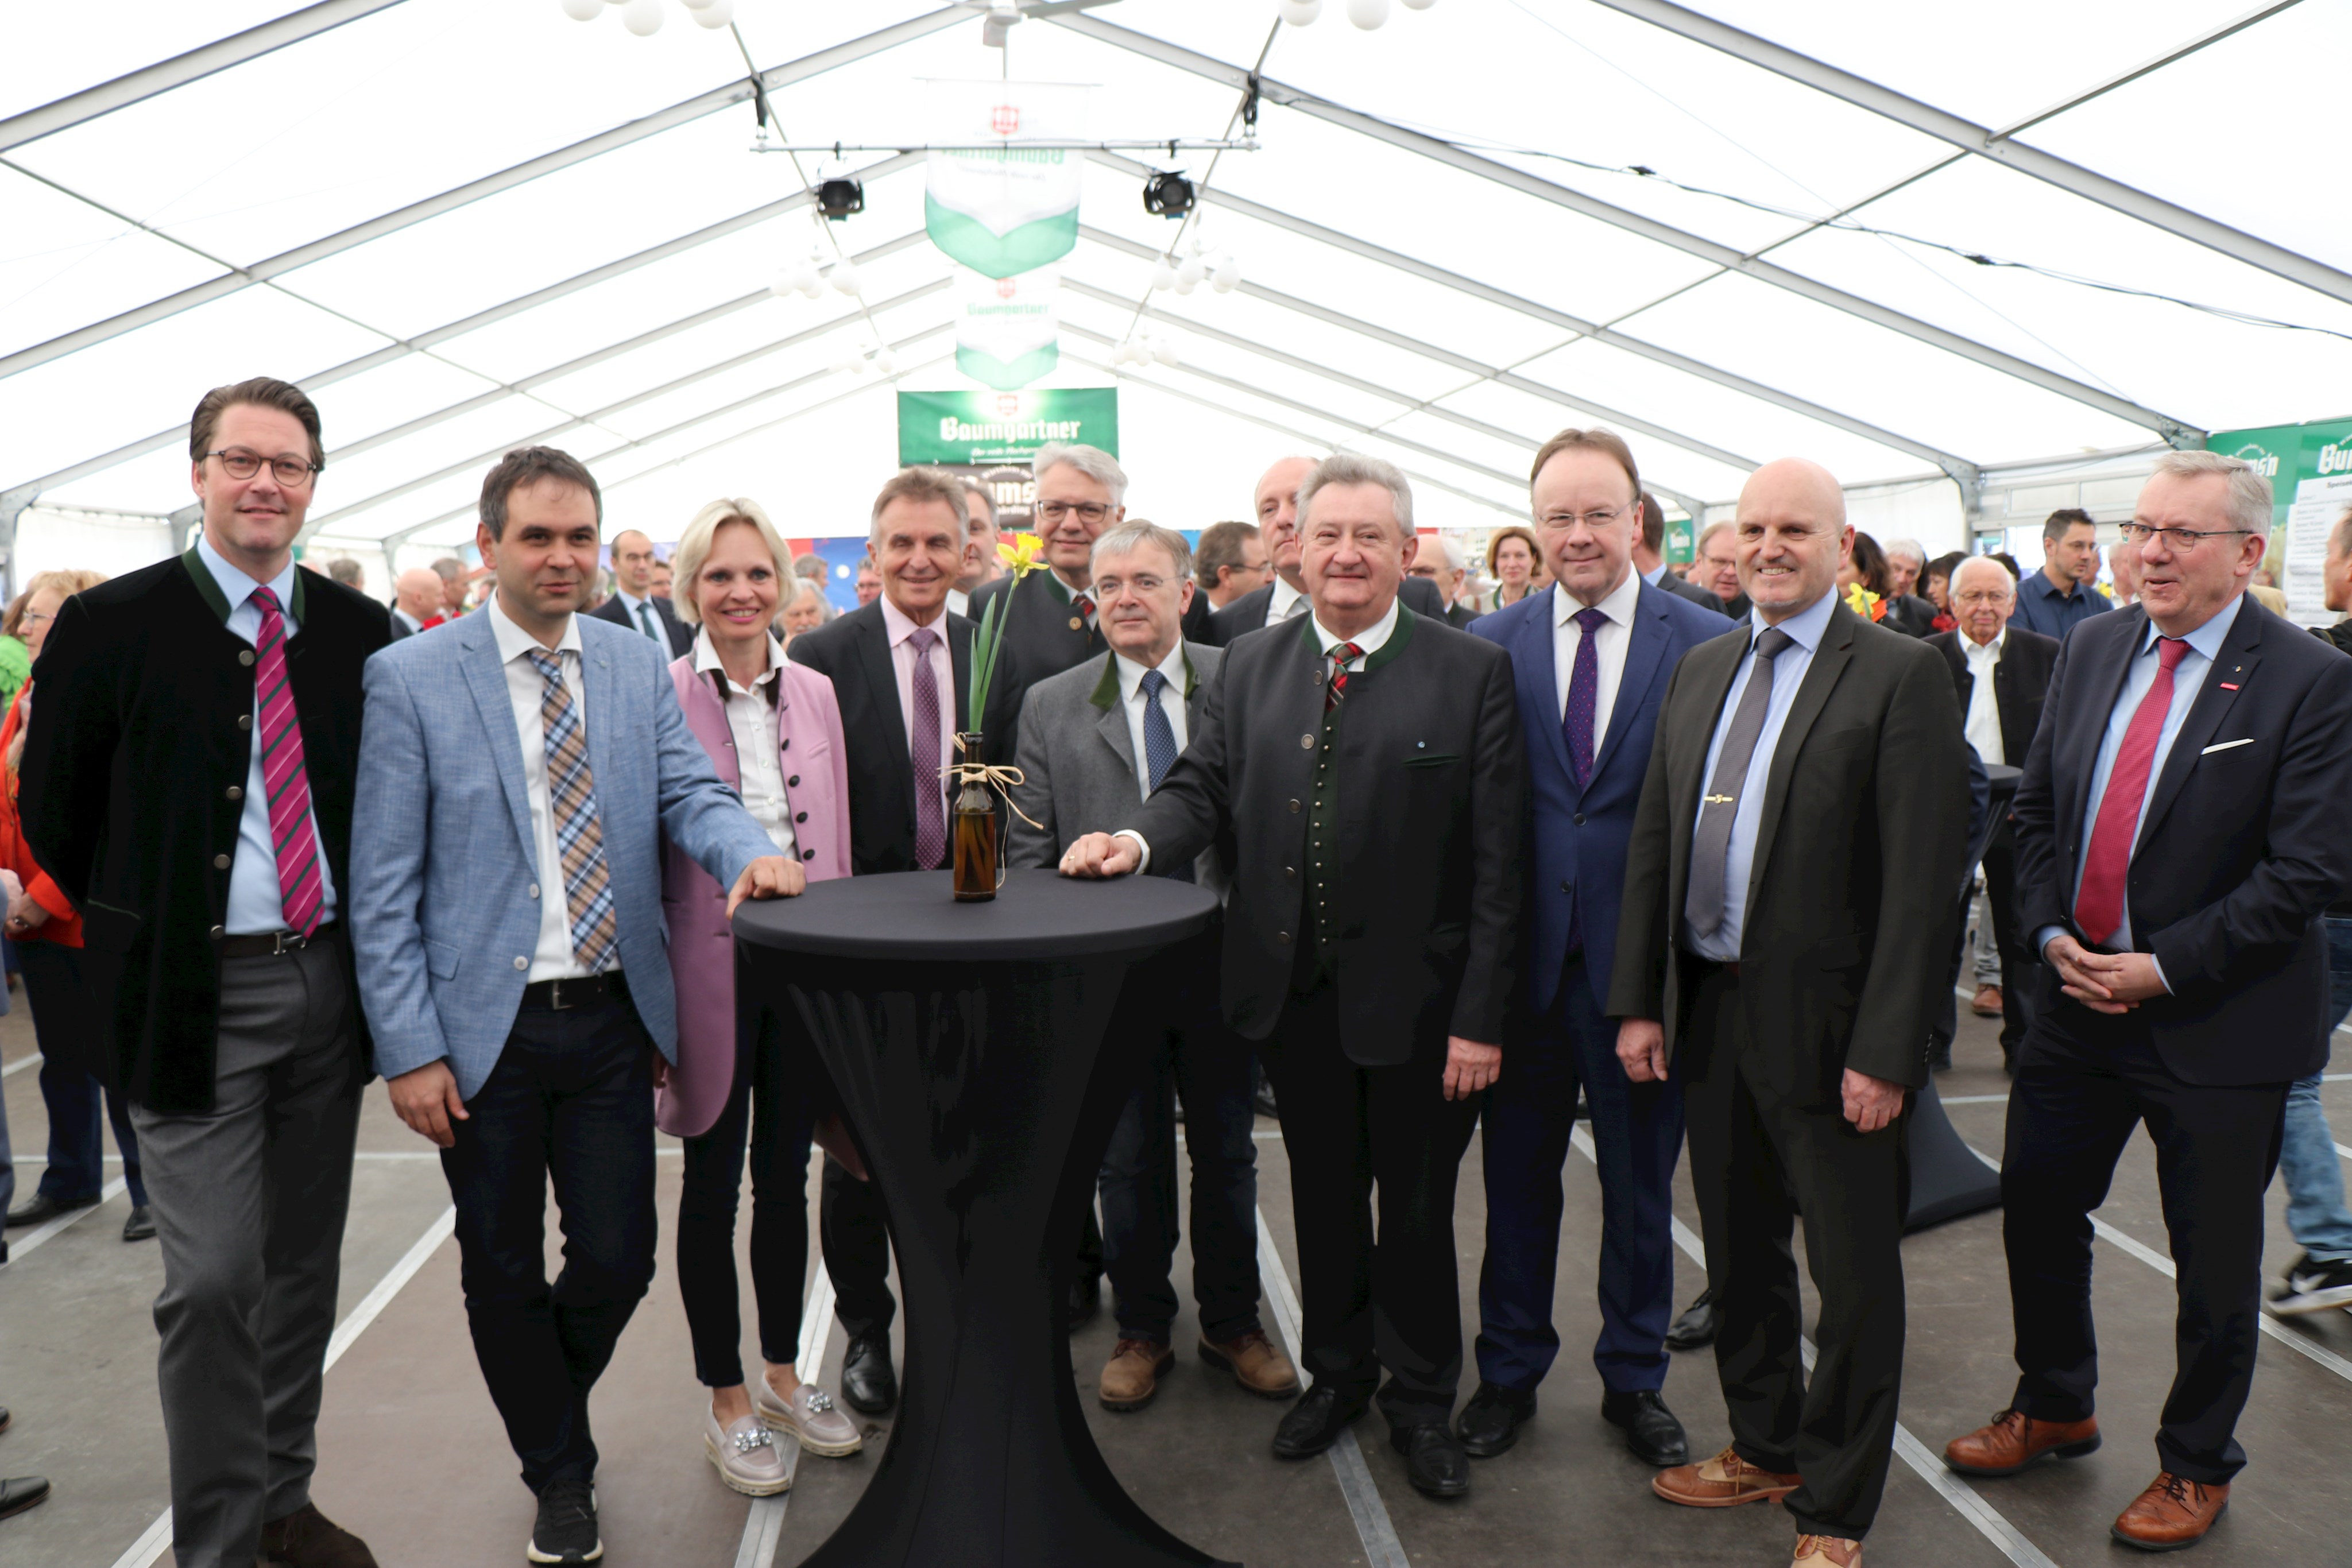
left=1681, top=587, right=1839, bottom=963
left=2032, top=595, right=2241, bottom=984
left=194, top=536, right=339, bottom=935
left=613, top=589, right=664, bottom=642
left=1642, top=562, right=1669, bottom=587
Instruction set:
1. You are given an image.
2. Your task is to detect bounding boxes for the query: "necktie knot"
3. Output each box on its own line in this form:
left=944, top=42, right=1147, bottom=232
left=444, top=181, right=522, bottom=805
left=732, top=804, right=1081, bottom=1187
left=1332, top=641, right=1364, bottom=665
left=1139, top=668, right=1167, bottom=699
left=2155, top=635, right=2188, bottom=671
left=907, top=625, right=938, bottom=653
left=1573, top=606, right=1607, bottom=635
left=1072, top=593, right=1094, bottom=620
left=250, top=584, right=282, bottom=617
left=1755, top=627, right=1795, bottom=662
left=526, top=648, right=563, bottom=683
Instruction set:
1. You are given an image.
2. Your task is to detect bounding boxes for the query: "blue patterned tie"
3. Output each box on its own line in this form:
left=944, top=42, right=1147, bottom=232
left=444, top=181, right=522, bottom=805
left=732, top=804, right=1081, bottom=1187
left=1138, top=668, right=1193, bottom=884
left=1563, top=606, right=1607, bottom=788
left=525, top=649, right=619, bottom=971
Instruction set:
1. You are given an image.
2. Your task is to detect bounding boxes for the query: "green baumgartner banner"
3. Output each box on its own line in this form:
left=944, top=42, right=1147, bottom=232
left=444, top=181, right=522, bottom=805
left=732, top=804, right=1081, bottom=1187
left=898, top=388, right=1119, bottom=468
left=2209, top=416, right=2352, bottom=627
left=926, top=82, right=1086, bottom=277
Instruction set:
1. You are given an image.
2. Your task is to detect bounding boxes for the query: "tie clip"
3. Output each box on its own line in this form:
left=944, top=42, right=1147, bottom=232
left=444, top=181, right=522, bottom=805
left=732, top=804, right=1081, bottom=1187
left=1704, top=793, right=1734, bottom=805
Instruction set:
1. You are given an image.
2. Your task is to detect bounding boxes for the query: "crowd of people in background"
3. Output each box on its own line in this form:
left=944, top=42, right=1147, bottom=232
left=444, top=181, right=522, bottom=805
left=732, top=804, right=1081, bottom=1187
left=3, top=374, right=2351, bottom=1568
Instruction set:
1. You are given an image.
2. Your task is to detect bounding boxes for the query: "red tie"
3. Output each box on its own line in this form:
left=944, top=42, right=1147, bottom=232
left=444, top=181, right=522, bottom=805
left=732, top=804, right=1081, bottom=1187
left=250, top=586, right=323, bottom=937
left=2074, top=636, right=2188, bottom=947
left=1325, top=641, right=1364, bottom=710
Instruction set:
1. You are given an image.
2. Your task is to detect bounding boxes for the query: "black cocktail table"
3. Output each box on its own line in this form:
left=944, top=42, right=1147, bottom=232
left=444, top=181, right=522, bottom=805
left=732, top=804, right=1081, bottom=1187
left=734, top=870, right=1233, bottom=1568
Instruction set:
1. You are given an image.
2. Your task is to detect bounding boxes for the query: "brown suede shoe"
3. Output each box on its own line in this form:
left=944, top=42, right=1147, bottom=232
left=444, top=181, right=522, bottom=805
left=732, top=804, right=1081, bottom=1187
left=1793, top=1535, right=1862, bottom=1567
left=1099, top=1338, right=1175, bottom=1412
left=1943, top=1407, right=2101, bottom=1477
left=1971, top=985, right=2003, bottom=1017
left=259, top=1503, right=378, bottom=1568
left=1198, top=1330, right=1301, bottom=1399
left=2111, top=1472, right=2228, bottom=1551
left=1652, top=1445, right=1802, bottom=1508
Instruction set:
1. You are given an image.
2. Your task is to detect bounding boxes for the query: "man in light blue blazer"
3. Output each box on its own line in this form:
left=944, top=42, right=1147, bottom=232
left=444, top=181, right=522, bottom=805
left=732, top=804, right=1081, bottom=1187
left=351, top=447, right=792, bottom=1568
left=1462, top=429, right=1731, bottom=1469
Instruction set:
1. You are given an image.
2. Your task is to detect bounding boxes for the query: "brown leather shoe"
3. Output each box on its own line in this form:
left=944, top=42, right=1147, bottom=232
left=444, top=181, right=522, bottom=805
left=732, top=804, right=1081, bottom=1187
left=1943, top=1407, right=2101, bottom=1477
left=1198, top=1330, right=1301, bottom=1399
left=1099, top=1338, right=1175, bottom=1412
left=259, top=1503, right=378, bottom=1568
left=2111, top=1472, right=2228, bottom=1551
left=1971, top=985, right=2003, bottom=1017
left=1652, top=1445, right=1802, bottom=1508
left=1793, top=1536, right=1862, bottom=1567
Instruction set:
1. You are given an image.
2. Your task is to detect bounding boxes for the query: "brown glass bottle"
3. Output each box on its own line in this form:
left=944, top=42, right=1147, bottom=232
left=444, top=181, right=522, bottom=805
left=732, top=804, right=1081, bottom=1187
left=951, top=731, right=1001, bottom=901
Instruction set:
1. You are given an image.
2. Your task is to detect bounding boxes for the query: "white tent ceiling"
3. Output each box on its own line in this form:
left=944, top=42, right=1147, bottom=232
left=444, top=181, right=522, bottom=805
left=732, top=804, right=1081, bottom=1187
left=3, top=0, right=2348, bottom=572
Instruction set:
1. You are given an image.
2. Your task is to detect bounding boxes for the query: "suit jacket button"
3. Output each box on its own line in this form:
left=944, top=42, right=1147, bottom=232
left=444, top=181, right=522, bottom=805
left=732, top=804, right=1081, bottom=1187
left=1573, top=812, right=1586, bottom=826
left=212, top=853, right=230, bottom=869
left=795, top=812, right=808, bottom=823
left=238, top=649, right=255, bottom=667
left=226, top=785, right=244, bottom=802
left=1560, top=880, right=1572, bottom=894
left=514, top=956, right=529, bottom=970
left=528, top=884, right=540, bottom=899
left=210, top=924, right=225, bottom=940
left=1285, top=866, right=1297, bottom=879
left=780, top=737, right=790, bottom=750
left=237, top=714, right=253, bottom=731
left=1289, top=799, right=1301, bottom=812
left=1301, top=734, right=1314, bottom=748
left=1277, top=931, right=1291, bottom=944
left=802, top=848, right=815, bottom=860
left=787, top=776, right=800, bottom=788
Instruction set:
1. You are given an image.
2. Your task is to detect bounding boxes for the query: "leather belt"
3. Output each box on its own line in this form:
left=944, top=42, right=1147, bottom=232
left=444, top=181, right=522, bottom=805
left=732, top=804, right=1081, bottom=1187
left=216, top=922, right=338, bottom=959
left=519, top=973, right=628, bottom=1012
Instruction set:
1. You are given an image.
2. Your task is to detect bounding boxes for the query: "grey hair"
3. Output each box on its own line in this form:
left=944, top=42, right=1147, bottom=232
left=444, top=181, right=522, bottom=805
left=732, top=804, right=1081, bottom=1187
left=1883, top=536, right=1927, bottom=567
left=1429, top=532, right=1465, bottom=572
left=1949, top=554, right=2016, bottom=599
left=1298, top=452, right=1414, bottom=535
left=1091, top=519, right=1193, bottom=584
left=2149, top=450, right=2273, bottom=536
left=1032, top=442, right=1128, bottom=506
left=1695, top=519, right=1734, bottom=555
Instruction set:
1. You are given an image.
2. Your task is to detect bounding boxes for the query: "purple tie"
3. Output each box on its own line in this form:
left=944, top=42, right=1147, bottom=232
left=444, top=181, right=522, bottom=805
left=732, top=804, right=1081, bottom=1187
left=1563, top=606, right=1607, bottom=788
left=249, top=586, right=323, bottom=936
left=908, top=626, right=946, bottom=870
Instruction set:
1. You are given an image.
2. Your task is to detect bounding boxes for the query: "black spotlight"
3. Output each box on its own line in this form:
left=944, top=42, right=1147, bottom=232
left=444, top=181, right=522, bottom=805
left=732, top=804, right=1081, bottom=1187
left=1142, top=170, right=1195, bottom=218
left=817, top=176, right=864, bottom=220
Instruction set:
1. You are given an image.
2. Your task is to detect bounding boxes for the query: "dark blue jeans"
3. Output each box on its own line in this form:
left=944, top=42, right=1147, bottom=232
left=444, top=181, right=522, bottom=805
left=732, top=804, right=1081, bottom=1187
left=1098, top=1018, right=1263, bottom=1345
left=442, top=994, right=657, bottom=1495
left=21, top=941, right=146, bottom=1207
left=2278, top=917, right=2352, bottom=1262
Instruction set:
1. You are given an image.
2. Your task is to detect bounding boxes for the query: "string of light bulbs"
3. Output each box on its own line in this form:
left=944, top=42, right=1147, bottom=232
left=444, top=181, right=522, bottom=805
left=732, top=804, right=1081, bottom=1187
left=1276, top=0, right=1438, bottom=30
left=559, top=0, right=736, bottom=33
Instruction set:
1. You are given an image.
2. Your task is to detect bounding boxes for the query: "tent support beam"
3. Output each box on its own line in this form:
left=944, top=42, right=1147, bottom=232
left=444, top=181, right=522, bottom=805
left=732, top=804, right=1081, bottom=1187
left=1049, top=13, right=2201, bottom=443
left=1585, top=0, right=2346, bottom=305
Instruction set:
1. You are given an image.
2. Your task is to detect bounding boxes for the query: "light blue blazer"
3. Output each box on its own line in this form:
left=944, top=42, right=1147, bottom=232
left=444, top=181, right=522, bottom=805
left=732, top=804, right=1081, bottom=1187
left=350, top=609, right=777, bottom=1098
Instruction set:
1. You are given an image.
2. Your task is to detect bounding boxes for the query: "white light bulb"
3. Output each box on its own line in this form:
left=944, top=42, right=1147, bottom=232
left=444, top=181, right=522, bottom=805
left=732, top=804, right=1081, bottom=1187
left=828, top=257, right=861, bottom=296
left=1399, top=0, right=1436, bottom=9
left=1175, top=255, right=1204, bottom=288
left=1279, top=0, right=1322, bottom=25
left=1347, top=0, right=1390, bottom=27
left=621, top=0, right=665, bottom=33
left=690, top=0, right=734, bottom=26
left=680, top=0, right=715, bottom=8
left=873, top=349, right=898, bottom=375
left=799, top=277, right=826, bottom=299
left=562, top=0, right=605, bottom=20
left=1152, top=336, right=1182, bottom=367
left=1148, top=261, right=1178, bottom=292
left=1210, top=258, right=1241, bottom=293
left=769, top=270, right=797, bottom=299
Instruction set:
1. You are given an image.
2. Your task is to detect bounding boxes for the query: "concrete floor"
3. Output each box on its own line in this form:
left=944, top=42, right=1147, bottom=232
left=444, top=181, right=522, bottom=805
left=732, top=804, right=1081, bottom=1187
left=2, top=989, right=2349, bottom=1566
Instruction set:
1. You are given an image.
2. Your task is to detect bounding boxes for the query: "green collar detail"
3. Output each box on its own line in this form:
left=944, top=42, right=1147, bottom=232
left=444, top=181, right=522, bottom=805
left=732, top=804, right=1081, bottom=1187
left=182, top=542, right=307, bottom=625
left=1297, top=602, right=1418, bottom=671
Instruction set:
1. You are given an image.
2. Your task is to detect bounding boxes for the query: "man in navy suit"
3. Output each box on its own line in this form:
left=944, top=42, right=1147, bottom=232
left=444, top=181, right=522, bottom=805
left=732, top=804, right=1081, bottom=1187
left=1465, top=429, right=1730, bottom=1466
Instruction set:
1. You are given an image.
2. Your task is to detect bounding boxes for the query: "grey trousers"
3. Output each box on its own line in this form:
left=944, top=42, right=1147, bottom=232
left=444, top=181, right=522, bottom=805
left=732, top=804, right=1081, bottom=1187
left=130, top=943, right=362, bottom=1568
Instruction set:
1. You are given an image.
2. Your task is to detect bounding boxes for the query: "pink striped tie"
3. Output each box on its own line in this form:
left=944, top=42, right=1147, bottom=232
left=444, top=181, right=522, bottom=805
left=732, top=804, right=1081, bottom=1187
left=250, top=586, right=323, bottom=936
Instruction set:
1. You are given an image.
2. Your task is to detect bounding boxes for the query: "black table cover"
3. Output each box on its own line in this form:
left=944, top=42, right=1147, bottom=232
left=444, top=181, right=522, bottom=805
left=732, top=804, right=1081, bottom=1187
left=734, top=870, right=1233, bottom=1568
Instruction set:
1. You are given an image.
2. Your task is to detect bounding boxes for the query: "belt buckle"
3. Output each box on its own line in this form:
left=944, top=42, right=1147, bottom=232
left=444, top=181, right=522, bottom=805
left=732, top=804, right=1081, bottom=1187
left=272, top=929, right=308, bottom=955
left=547, top=977, right=574, bottom=1011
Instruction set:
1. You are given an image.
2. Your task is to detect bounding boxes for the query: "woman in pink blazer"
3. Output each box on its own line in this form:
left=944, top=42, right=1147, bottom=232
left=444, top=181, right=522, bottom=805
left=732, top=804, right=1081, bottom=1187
left=659, top=498, right=859, bottom=1496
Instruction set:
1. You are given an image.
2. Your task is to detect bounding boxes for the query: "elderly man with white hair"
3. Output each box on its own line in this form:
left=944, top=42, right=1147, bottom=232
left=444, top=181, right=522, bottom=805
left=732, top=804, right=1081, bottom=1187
left=1406, top=531, right=1481, bottom=628
left=1924, top=556, right=2060, bottom=1068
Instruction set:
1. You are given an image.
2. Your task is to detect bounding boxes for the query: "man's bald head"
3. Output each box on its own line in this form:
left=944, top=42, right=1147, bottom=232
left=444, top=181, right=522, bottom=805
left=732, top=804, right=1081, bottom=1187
left=1734, top=458, right=1851, bottom=625
left=395, top=567, right=444, bottom=621
left=1255, top=455, right=1321, bottom=590
left=609, top=529, right=657, bottom=596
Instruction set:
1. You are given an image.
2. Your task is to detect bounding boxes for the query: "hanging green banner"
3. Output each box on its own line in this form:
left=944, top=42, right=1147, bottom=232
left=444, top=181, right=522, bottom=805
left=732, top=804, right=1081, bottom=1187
left=953, top=264, right=1060, bottom=390
left=2208, top=416, right=2352, bottom=626
left=926, top=81, right=1086, bottom=277
left=898, top=388, right=1119, bottom=467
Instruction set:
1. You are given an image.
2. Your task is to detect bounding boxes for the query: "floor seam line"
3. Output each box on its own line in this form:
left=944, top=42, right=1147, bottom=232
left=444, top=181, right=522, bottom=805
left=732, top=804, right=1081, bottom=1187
left=734, top=1268, right=838, bottom=1568
left=3, top=1174, right=126, bottom=1261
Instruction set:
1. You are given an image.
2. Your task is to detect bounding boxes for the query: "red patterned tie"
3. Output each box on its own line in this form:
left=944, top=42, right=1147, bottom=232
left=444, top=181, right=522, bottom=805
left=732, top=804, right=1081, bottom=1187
left=2073, top=636, right=2188, bottom=947
left=249, top=586, right=323, bottom=936
left=1325, top=641, right=1364, bottom=711
left=1071, top=591, right=1094, bottom=626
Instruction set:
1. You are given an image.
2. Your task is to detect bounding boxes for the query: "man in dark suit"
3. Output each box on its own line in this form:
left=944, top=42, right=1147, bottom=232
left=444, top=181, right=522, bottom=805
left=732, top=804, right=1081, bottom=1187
left=1062, top=454, right=1524, bottom=1500
left=1635, top=492, right=1727, bottom=614
left=1408, top=532, right=1482, bottom=629
left=1924, top=556, right=2059, bottom=1066
left=1942, top=451, right=2352, bottom=1552
left=965, top=443, right=1121, bottom=741
left=1206, top=456, right=1446, bottom=645
left=588, top=528, right=692, bottom=658
left=785, top=466, right=976, bottom=1416
left=1006, top=521, right=1299, bottom=1415
left=22, top=378, right=389, bottom=1568
left=1465, top=430, right=1730, bottom=1470
left=1610, top=458, right=1969, bottom=1565
left=388, top=567, right=444, bottom=639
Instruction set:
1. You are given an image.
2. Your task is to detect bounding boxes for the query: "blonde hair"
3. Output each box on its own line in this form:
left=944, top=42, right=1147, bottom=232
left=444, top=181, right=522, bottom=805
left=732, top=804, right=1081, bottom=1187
left=670, top=499, right=791, bottom=626
left=7, top=568, right=106, bottom=772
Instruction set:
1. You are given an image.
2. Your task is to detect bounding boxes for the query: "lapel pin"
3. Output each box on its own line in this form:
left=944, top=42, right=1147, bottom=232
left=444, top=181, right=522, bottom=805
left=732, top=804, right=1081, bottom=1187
left=1069, top=615, right=1084, bottom=632
left=2219, top=683, right=2239, bottom=691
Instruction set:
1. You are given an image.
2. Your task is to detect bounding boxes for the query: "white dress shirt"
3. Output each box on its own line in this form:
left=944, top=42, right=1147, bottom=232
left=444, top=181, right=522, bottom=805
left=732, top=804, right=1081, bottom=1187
left=945, top=587, right=970, bottom=619
left=1681, top=588, right=1838, bottom=963
left=612, top=589, right=664, bottom=643
left=1962, top=628, right=2005, bottom=767
left=486, top=596, right=598, bottom=981
left=879, top=594, right=956, bottom=789
left=1266, top=576, right=1310, bottom=628
left=1552, top=568, right=1642, bottom=767
left=1114, top=644, right=1190, bottom=800
left=193, top=535, right=339, bottom=935
left=693, top=629, right=799, bottom=858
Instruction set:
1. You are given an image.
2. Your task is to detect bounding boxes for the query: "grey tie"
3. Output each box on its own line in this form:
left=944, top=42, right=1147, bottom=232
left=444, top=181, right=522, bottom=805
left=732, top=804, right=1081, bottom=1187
left=635, top=601, right=662, bottom=643
left=1684, top=627, right=1795, bottom=941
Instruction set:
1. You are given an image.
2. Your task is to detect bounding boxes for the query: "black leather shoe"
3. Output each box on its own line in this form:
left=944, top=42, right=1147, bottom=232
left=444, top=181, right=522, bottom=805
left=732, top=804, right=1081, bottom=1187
left=122, top=1206, right=156, bottom=1243
left=0, top=1405, right=10, bottom=1435
left=1390, top=1423, right=1471, bottom=1498
left=4, top=1193, right=97, bottom=1229
left=1664, top=1288, right=1718, bottom=1352
left=0, top=1476, right=51, bottom=1521
left=1601, top=1388, right=1689, bottom=1467
left=1454, top=1381, right=1535, bottom=1458
left=1065, top=1273, right=1100, bottom=1334
left=1271, top=1384, right=1366, bottom=1459
left=840, top=1334, right=897, bottom=1415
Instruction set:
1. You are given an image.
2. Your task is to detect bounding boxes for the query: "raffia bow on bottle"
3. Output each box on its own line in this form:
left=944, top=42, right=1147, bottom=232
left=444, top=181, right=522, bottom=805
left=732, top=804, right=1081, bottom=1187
left=942, top=733, right=1046, bottom=830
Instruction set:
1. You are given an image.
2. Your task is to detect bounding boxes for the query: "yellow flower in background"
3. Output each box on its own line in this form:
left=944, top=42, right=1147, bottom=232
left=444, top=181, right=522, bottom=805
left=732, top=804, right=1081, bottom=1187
left=1843, top=582, right=1887, bottom=622
left=997, top=533, right=1047, bottom=577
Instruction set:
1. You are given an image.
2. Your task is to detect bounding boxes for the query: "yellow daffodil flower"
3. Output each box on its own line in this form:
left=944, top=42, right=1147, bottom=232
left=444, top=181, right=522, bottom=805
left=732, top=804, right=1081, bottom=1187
left=997, top=533, right=1048, bottom=577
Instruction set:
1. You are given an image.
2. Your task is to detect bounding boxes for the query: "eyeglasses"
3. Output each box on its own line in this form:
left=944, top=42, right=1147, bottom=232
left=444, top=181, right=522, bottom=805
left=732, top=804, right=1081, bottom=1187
left=18, top=610, right=52, bottom=630
left=204, top=449, right=319, bottom=487
left=2116, top=522, right=2253, bottom=553
left=1035, top=500, right=1109, bottom=525
left=1092, top=573, right=1169, bottom=598
left=1536, top=505, right=1628, bottom=532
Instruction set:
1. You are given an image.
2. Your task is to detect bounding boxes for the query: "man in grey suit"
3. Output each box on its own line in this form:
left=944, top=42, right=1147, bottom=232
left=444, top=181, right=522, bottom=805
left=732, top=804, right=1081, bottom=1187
left=351, top=447, right=795, bottom=1567
left=1009, top=523, right=1299, bottom=1416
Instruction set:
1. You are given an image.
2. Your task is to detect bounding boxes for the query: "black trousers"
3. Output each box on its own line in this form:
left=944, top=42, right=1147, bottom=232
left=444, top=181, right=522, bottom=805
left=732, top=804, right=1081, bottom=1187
left=821, top=1154, right=897, bottom=1342
left=1980, top=835, right=2027, bottom=1054
left=2003, top=1015, right=2287, bottom=1483
left=441, top=994, right=657, bottom=1495
left=1262, top=983, right=1479, bottom=1428
left=1681, top=961, right=1909, bottom=1540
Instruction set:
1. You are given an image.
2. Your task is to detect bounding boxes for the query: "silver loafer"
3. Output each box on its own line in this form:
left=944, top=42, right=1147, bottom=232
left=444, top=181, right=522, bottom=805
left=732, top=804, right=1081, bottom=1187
left=703, top=1406, right=791, bottom=1496
left=756, top=1379, right=864, bottom=1457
